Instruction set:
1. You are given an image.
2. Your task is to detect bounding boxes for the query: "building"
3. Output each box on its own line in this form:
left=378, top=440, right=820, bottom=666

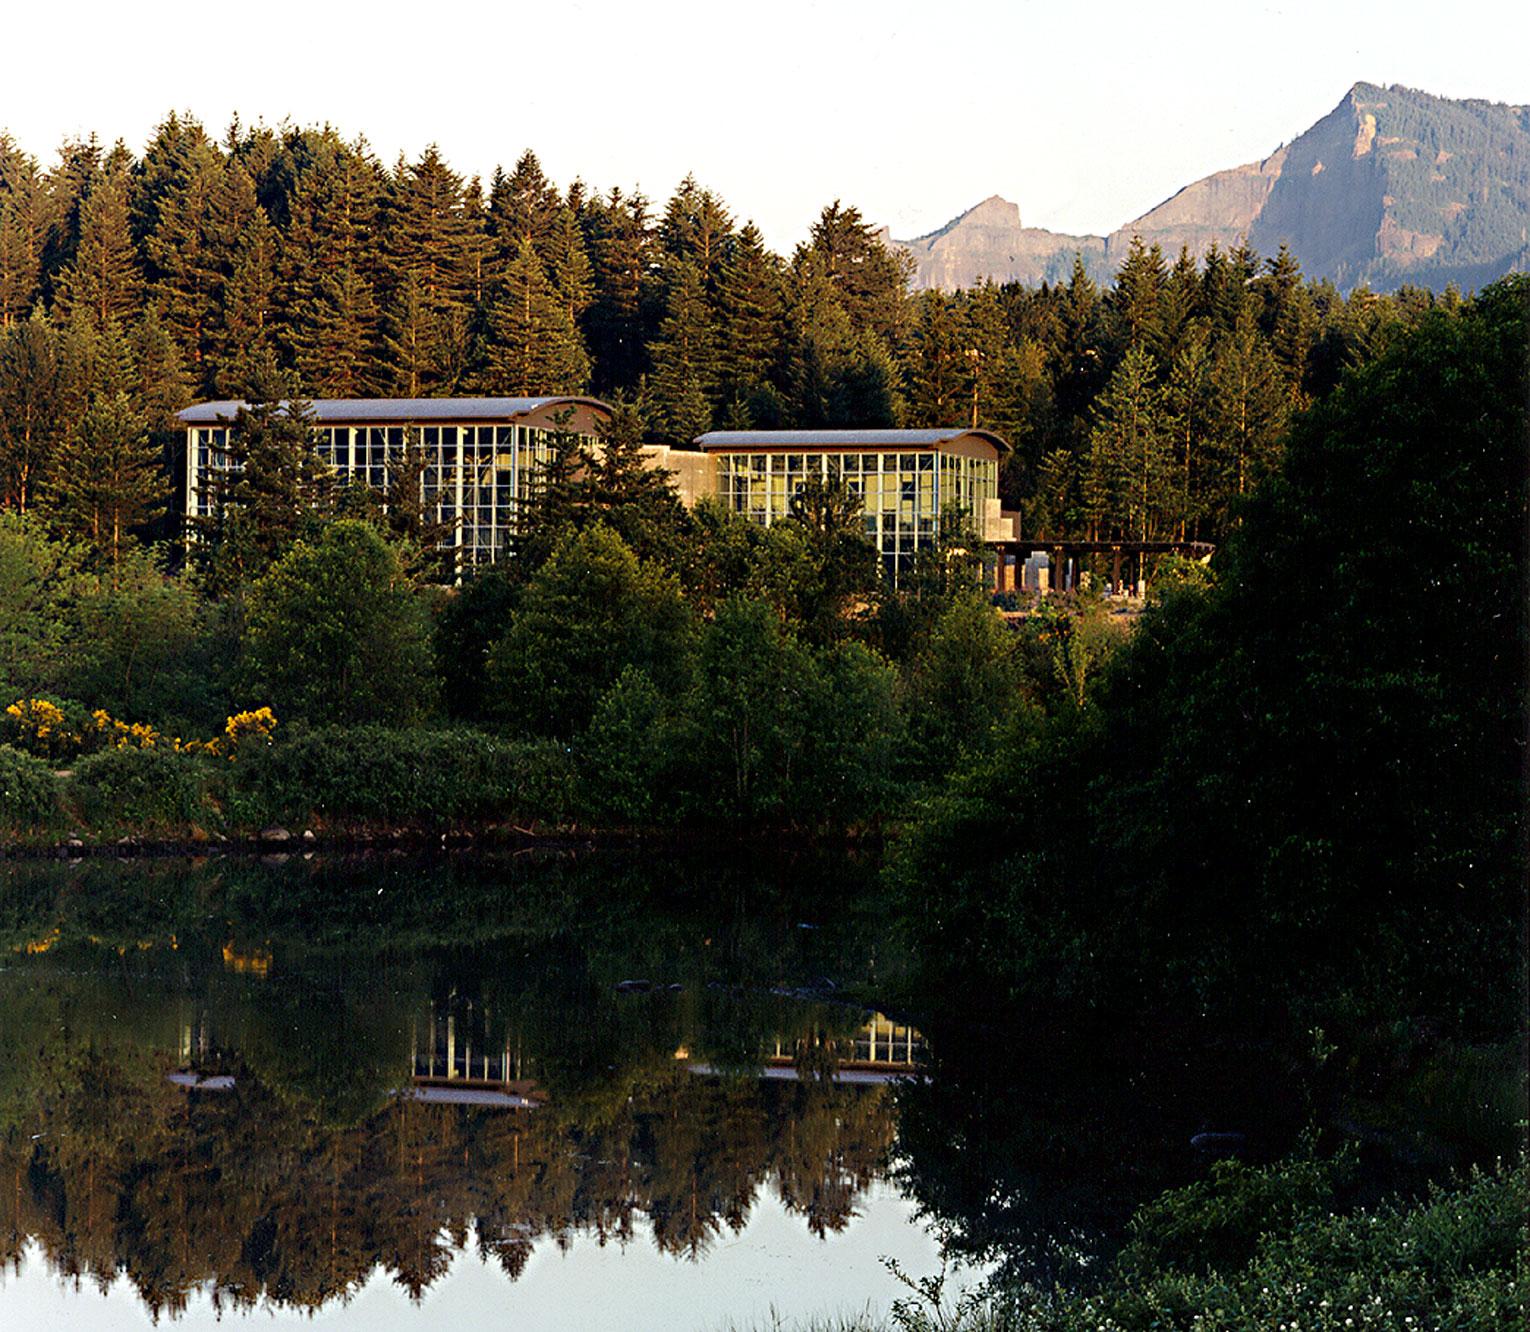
left=178, top=396, right=611, bottom=567
left=179, top=400, right=1023, bottom=581
left=661, top=427, right=1017, bottom=580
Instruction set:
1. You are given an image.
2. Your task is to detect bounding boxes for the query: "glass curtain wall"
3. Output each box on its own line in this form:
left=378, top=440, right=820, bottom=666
left=190, top=423, right=566, bottom=567
left=714, top=450, right=996, bottom=579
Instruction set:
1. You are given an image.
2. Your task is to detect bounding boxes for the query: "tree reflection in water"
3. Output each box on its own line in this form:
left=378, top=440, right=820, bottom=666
left=0, top=858, right=905, bottom=1319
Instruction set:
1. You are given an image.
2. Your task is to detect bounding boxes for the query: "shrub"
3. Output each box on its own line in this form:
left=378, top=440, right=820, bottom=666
left=230, top=726, right=577, bottom=827
left=0, top=743, right=61, bottom=831
left=67, top=746, right=213, bottom=832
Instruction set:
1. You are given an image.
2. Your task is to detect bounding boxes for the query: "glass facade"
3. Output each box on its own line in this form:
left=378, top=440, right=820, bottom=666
left=713, top=448, right=997, bottom=579
left=187, top=422, right=569, bottom=568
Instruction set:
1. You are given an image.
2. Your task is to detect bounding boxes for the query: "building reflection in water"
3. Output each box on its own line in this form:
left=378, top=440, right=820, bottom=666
left=408, top=1003, right=924, bottom=1102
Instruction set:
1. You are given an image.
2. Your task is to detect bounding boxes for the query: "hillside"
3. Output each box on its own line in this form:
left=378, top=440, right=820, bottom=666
left=898, top=84, right=1529, bottom=292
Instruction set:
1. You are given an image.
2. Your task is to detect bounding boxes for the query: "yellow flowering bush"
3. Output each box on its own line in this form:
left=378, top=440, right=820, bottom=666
left=206, top=708, right=278, bottom=761
left=3, top=698, right=83, bottom=761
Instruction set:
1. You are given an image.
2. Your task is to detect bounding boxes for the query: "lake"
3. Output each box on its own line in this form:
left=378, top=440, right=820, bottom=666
left=3, top=846, right=1494, bottom=1330
left=0, top=847, right=985, bottom=1330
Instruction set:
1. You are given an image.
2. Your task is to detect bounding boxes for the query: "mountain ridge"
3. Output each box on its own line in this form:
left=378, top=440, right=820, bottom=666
left=895, top=83, right=1529, bottom=291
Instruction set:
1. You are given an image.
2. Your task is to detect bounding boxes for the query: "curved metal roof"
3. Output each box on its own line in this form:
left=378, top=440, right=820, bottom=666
left=177, top=396, right=613, bottom=425
left=695, top=427, right=1010, bottom=453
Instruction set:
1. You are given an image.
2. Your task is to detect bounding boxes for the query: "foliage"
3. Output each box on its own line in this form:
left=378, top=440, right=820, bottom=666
left=893, top=278, right=1528, bottom=1036
left=229, top=724, right=577, bottom=826
left=66, top=744, right=213, bottom=831
left=0, top=741, right=60, bottom=829
left=241, top=518, right=434, bottom=727
left=862, top=1156, right=1528, bottom=1332
left=487, top=524, right=694, bottom=738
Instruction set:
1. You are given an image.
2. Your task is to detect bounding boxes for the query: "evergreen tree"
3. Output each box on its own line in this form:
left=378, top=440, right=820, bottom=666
left=646, top=258, right=716, bottom=443
left=0, top=312, right=61, bottom=513
left=52, top=172, right=141, bottom=332
left=0, top=135, right=44, bottom=326
left=483, top=236, right=590, bottom=394
left=1255, top=244, right=1317, bottom=398
left=375, top=427, right=455, bottom=581
left=38, top=135, right=106, bottom=301
left=1164, top=326, right=1214, bottom=540
left=713, top=222, right=784, bottom=416
left=1206, top=310, right=1290, bottom=526
left=580, top=186, right=655, bottom=394
left=1085, top=343, right=1173, bottom=540
left=194, top=380, right=331, bottom=593
left=1104, top=234, right=1168, bottom=364
left=211, top=170, right=281, bottom=393
left=130, top=308, right=194, bottom=430
left=658, top=175, right=734, bottom=282
left=487, top=150, right=562, bottom=261
left=906, top=291, right=965, bottom=425
left=378, top=146, right=485, bottom=394
left=799, top=201, right=911, bottom=347
left=46, top=391, right=162, bottom=567
left=279, top=150, right=386, bottom=396
left=131, top=113, right=220, bottom=254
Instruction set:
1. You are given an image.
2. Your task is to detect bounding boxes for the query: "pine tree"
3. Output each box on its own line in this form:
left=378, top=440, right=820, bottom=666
left=1255, top=244, right=1317, bottom=399
left=211, top=170, right=281, bottom=394
left=1206, top=310, right=1290, bottom=527
left=0, top=136, right=45, bottom=326
left=289, top=263, right=383, bottom=397
left=279, top=150, right=386, bottom=396
left=194, top=378, right=331, bottom=593
left=1164, top=326, right=1214, bottom=540
left=47, top=391, right=162, bottom=567
left=487, top=150, right=562, bottom=261
left=131, top=113, right=220, bottom=254
left=799, top=201, right=912, bottom=348
left=1085, top=343, right=1173, bottom=540
left=130, top=308, right=194, bottom=430
left=658, top=175, right=734, bottom=283
left=1105, top=234, right=1168, bottom=364
left=378, top=146, right=484, bottom=394
left=52, top=172, right=142, bottom=332
left=146, top=151, right=229, bottom=389
left=713, top=222, right=784, bottom=415
left=647, top=258, right=717, bottom=443
left=580, top=186, right=656, bottom=394
left=483, top=236, right=589, bottom=394
left=0, top=312, right=61, bottom=513
left=907, top=290, right=965, bottom=425
left=39, top=135, right=106, bottom=302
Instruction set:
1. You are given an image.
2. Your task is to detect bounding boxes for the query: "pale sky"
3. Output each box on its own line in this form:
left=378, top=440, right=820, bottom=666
left=5, top=0, right=1526, bottom=255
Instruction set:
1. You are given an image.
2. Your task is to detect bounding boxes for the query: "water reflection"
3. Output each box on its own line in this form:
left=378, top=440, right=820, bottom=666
left=0, top=850, right=920, bottom=1321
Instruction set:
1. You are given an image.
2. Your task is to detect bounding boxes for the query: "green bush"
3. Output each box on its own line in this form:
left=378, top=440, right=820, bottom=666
left=0, top=743, right=61, bottom=831
left=230, top=726, right=577, bottom=827
left=67, top=746, right=213, bottom=832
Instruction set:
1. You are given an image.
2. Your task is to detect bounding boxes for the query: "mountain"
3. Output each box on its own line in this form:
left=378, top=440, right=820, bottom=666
left=894, top=195, right=1105, bottom=289
left=897, top=84, right=1530, bottom=292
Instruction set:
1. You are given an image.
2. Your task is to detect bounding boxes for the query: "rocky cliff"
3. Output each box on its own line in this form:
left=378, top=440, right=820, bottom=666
left=895, top=195, right=1105, bottom=290
left=897, top=84, right=1528, bottom=292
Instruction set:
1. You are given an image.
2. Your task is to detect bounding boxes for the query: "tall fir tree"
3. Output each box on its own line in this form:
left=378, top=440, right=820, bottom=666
left=0, top=312, right=61, bottom=513
left=1085, top=343, right=1174, bottom=540
left=379, top=146, right=485, bottom=394
left=1206, top=309, right=1290, bottom=526
left=713, top=221, right=785, bottom=418
left=580, top=186, right=655, bottom=394
left=483, top=236, right=590, bottom=394
left=646, top=258, right=717, bottom=443
left=47, top=391, right=162, bottom=568
left=0, top=134, right=44, bottom=326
